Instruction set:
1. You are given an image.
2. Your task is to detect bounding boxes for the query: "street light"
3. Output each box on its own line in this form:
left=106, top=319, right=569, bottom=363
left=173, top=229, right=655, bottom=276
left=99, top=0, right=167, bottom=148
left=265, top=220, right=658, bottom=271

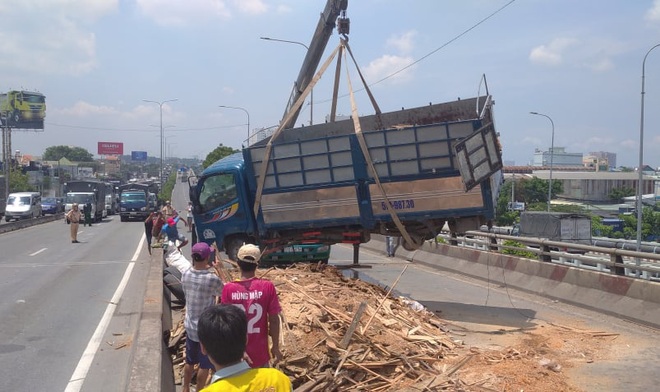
left=143, top=98, right=178, bottom=187
left=636, top=43, right=660, bottom=261
left=530, top=111, right=555, bottom=212
left=260, top=36, right=313, bottom=126
left=219, top=105, right=250, bottom=145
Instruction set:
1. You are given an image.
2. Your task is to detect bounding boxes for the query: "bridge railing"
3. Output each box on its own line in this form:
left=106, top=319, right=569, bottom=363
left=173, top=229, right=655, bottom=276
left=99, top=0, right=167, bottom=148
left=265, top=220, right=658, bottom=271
left=436, top=231, right=660, bottom=281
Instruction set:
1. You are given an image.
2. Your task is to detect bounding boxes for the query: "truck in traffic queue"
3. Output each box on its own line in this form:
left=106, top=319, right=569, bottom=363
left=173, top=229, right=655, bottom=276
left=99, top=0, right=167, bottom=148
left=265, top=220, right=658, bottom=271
left=514, top=211, right=592, bottom=253
left=64, top=192, right=97, bottom=223
left=0, top=90, right=46, bottom=129
left=63, top=180, right=106, bottom=222
left=118, top=183, right=158, bottom=221
left=189, top=95, right=502, bottom=262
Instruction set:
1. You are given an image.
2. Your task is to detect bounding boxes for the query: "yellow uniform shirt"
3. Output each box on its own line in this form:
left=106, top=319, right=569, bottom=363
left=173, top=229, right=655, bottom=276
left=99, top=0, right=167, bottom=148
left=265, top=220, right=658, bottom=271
left=201, top=367, right=292, bottom=392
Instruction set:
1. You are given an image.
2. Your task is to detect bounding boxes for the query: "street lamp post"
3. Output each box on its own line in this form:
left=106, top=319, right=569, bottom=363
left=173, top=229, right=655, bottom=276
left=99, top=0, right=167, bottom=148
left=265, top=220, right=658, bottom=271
left=219, top=105, right=250, bottom=145
left=143, top=99, right=177, bottom=187
left=636, top=43, right=660, bottom=262
left=530, top=111, right=555, bottom=212
left=260, top=36, right=313, bottom=126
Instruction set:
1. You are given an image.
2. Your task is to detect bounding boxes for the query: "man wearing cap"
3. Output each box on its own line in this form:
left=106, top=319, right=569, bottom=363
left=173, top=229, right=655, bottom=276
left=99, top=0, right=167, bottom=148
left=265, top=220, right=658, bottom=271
left=220, top=244, right=283, bottom=368
left=181, top=242, right=224, bottom=392
left=161, top=200, right=176, bottom=220
left=65, top=203, right=82, bottom=243
left=160, top=214, right=189, bottom=252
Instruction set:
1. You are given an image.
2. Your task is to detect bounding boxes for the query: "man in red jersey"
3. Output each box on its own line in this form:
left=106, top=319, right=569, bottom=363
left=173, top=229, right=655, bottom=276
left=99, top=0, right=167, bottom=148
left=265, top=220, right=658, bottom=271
left=220, top=244, right=283, bottom=367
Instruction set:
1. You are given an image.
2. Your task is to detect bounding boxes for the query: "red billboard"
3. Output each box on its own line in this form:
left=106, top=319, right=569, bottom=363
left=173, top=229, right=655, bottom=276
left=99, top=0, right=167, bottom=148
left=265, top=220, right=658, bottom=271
left=98, top=142, right=123, bottom=155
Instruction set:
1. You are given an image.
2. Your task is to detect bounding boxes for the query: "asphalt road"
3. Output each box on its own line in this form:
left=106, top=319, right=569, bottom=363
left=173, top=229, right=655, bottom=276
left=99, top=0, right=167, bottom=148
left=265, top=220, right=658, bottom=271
left=328, top=243, right=660, bottom=392
left=0, top=212, right=153, bottom=391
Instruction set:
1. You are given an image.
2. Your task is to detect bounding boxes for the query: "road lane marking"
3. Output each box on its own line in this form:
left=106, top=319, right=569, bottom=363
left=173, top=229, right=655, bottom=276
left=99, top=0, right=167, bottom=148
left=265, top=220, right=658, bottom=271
left=64, top=233, right=146, bottom=392
left=29, top=248, right=47, bottom=256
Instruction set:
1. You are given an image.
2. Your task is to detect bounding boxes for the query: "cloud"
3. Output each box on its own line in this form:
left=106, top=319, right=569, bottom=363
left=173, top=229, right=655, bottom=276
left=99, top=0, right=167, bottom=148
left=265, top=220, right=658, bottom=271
left=230, top=0, right=268, bottom=15
left=136, top=0, right=268, bottom=27
left=362, top=31, right=418, bottom=85
left=362, top=55, right=415, bottom=85
left=529, top=37, right=623, bottom=72
left=386, top=31, right=417, bottom=54
left=56, top=101, right=121, bottom=117
left=0, top=1, right=117, bottom=77
left=646, top=0, right=660, bottom=22
left=529, top=38, right=578, bottom=66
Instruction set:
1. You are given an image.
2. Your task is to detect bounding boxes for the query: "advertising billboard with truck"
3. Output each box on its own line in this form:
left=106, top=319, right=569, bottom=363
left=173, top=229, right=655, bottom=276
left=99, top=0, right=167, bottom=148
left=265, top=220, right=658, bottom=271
left=98, top=142, right=123, bottom=155
left=0, top=90, right=46, bottom=130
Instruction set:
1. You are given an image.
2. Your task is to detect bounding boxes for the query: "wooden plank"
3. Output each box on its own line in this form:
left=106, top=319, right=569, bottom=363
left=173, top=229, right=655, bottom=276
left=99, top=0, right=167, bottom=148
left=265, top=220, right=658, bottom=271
left=340, top=301, right=367, bottom=349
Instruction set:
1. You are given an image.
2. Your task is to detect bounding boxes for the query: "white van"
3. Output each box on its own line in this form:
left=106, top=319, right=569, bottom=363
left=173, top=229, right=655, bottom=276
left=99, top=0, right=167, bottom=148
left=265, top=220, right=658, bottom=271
left=5, top=192, right=42, bottom=222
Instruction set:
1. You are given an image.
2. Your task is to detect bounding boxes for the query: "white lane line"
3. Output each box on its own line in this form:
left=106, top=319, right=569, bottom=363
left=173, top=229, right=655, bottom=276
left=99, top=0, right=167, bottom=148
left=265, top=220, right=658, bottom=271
left=64, top=233, right=146, bottom=392
left=29, top=248, right=47, bottom=256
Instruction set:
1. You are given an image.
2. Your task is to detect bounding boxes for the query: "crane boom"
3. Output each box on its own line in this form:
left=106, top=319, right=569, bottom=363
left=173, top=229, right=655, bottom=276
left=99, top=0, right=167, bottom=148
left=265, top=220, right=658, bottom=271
left=280, top=0, right=348, bottom=129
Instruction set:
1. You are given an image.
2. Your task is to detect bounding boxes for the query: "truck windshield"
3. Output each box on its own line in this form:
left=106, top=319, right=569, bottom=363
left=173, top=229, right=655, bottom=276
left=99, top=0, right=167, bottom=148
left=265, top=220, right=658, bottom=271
left=121, top=193, right=146, bottom=202
left=198, top=173, right=237, bottom=212
left=66, top=194, right=93, bottom=204
left=22, top=94, right=45, bottom=103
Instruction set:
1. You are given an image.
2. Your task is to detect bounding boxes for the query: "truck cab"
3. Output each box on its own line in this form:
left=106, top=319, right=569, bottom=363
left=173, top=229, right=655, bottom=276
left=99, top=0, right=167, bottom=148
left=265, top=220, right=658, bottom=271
left=189, top=154, right=254, bottom=260
left=119, top=189, right=149, bottom=221
left=64, top=192, right=96, bottom=222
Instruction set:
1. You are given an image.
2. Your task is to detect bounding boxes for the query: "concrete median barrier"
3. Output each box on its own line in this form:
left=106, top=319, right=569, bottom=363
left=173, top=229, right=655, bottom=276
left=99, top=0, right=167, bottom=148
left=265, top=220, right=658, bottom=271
left=0, top=214, right=63, bottom=234
left=362, top=235, right=660, bottom=329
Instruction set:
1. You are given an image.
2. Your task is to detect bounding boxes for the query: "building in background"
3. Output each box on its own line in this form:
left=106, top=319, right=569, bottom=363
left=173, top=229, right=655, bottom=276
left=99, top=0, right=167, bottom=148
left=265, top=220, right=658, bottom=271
left=532, top=147, right=583, bottom=167
left=589, top=151, right=617, bottom=170
left=583, top=154, right=610, bottom=171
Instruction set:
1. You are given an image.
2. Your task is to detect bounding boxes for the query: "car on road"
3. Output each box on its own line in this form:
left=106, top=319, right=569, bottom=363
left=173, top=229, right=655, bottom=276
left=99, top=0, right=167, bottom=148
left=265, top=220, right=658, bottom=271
left=42, top=197, right=64, bottom=215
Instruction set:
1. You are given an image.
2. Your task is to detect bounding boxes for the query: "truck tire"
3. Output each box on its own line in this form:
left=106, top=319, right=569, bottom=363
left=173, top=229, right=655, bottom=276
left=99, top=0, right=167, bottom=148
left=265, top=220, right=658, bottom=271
left=13, top=111, right=20, bottom=123
left=226, top=237, right=248, bottom=262
left=120, top=215, right=127, bottom=222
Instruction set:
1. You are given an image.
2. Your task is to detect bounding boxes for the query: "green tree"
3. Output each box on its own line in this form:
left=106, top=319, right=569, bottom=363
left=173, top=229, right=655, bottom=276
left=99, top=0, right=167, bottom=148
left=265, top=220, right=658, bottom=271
left=43, top=145, right=94, bottom=162
left=202, top=144, right=240, bottom=169
left=9, top=170, right=35, bottom=192
left=608, top=187, right=636, bottom=203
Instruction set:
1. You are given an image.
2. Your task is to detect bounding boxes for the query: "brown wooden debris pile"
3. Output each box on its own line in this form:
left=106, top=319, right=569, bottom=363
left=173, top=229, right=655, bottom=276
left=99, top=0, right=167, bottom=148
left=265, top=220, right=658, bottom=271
left=267, top=263, right=470, bottom=391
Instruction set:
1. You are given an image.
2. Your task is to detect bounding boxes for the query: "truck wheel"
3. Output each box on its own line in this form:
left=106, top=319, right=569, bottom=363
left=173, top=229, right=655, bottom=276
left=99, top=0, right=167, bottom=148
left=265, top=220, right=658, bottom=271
left=13, top=111, right=20, bottom=123
left=120, top=215, right=127, bottom=222
left=226, top=238, right=247, bottom=261
left=5, top=216, right=10, bottom=222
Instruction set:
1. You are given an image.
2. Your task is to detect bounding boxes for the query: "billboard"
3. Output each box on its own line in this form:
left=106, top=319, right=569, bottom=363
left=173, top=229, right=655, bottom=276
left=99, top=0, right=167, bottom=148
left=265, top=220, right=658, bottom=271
left=0, top=90, right=46, bottom=131
left=98, top=142, right=123, bottom=155
left=131, top=151, right=148, bottom=161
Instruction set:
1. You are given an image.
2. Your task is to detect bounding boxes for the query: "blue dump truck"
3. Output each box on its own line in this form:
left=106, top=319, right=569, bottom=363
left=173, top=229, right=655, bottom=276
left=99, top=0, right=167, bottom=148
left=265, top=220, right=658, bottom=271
left=190, top=95, right=502, bottom=262
left=118, top=183, right=158, bottom=222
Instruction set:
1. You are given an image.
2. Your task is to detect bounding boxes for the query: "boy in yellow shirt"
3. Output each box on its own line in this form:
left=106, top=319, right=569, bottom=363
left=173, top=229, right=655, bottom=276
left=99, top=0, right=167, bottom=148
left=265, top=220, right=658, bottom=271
left=198, top=304, right=292, bottom=392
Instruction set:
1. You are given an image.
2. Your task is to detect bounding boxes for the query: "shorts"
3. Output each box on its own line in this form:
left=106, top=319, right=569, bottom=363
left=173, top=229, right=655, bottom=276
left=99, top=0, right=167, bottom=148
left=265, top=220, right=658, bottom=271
left=185, top=338, right=213, bottom=369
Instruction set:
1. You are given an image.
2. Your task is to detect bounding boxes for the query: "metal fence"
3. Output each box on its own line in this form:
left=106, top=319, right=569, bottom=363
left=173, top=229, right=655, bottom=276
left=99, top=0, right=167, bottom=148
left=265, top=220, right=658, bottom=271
left=437, top=231, right=660, bottom=281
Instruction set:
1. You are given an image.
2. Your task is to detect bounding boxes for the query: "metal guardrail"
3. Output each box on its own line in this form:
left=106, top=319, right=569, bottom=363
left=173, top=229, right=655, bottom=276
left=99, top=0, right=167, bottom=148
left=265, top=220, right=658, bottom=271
left=438, top=231, right=660, bottom=281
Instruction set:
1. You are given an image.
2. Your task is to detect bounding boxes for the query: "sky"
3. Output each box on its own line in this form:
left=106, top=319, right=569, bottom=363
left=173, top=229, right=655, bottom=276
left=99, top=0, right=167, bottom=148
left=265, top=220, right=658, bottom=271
left=2, top=0, right=660, bottom=168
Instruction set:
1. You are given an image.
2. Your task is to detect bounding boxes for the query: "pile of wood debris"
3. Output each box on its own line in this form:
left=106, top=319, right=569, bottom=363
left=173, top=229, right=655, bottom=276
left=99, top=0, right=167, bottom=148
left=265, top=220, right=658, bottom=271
left=170, top=262, right=615, bottom=391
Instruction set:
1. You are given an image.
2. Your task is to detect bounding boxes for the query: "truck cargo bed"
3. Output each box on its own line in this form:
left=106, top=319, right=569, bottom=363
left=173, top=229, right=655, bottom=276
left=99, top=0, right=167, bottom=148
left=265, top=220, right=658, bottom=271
left=245, top=96, right=501, bottom=243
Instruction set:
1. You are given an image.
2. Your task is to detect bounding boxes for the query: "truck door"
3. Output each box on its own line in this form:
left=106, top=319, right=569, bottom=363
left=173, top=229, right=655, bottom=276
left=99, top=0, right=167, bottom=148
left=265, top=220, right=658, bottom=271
left=193, top=172, right=251, bottom=243
left=454, top=123, right=502, bottom=191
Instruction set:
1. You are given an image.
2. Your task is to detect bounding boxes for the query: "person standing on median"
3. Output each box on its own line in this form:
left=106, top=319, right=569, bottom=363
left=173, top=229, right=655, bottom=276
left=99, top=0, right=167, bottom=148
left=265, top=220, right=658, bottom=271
left=161, top=200, right=176, bottom=220
left=198, top=304, right=292, bottom=392
left=220, top=244, right=283, bottom=368
left=181, top=242, right=224, bottom=392
left=65, top=203, right=82, bottom=243
left=160, top=214, right=188, bottom=252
